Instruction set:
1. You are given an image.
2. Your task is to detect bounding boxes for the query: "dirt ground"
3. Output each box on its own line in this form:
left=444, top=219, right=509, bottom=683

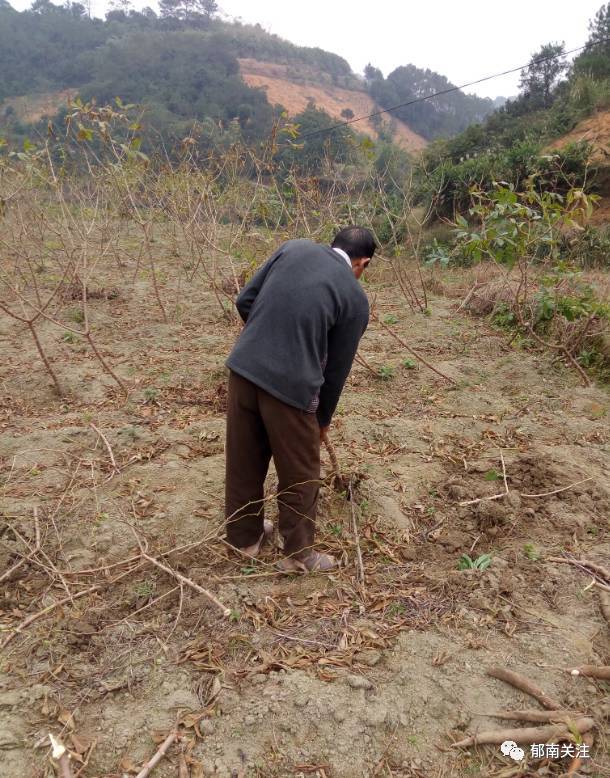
left=1, top=88, right=79, bottom=124
left=0, top=242, right=608, bottom=778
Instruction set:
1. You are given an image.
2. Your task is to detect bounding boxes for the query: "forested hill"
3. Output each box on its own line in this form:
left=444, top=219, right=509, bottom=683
left=0, top=1, right=497, bottom=147
left=364, top=64, right=500, bottom=140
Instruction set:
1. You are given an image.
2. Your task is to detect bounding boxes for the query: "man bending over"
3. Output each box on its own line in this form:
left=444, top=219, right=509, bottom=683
left=224, top=226, right=375, bottom=571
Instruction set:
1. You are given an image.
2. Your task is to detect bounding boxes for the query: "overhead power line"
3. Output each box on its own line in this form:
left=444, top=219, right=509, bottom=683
left=293, top=37, right=610, bottom=143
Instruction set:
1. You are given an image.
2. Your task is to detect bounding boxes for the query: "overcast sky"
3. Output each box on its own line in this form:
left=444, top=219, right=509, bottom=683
left=9, top=0, right=606, bottom=98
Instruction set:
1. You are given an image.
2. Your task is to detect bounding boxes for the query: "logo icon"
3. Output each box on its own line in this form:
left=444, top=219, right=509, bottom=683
left=501, top=741, right=525, bottom=761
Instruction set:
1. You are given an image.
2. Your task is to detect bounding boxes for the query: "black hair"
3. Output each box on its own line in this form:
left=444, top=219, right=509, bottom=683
left=331, top=226, right=377, bottom=261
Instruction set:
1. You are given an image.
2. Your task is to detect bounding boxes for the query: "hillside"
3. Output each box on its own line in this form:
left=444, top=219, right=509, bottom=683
left=548, top=107, right=610, bottom=161
left=0, top=4, right=495, bottom=151
left=1, top=88, right=77, bottom=124
left=239, top=59, right=427, bottom=152
left=548, top=108, right=610, bottom=224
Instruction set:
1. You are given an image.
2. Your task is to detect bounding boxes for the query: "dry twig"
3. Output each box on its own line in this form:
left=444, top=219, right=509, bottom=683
left=354, top=351, right=379, bottom=377
left=322, top=431, right=348, bottom=491
left=372, top=312, right=457, bottom=384
left=459, top=452, right=510, bottom=507
left=0, top=507, right=41, bottom=584
left=546, top=556, right=610, bottom=589
left=348, top=479, right=365, bottom=588
left=1, top=563, right=143, bottom=649
left=89, top=423, right=120, bottom=478
left=599, top=589, right=610, bottom=625
left=130, top=526, right=231, bottom=617
left=520, top=476, right=593, bottom=499
left=455, top=282, right=489, bottom=314
left=135, top=730, right=179, bottom=778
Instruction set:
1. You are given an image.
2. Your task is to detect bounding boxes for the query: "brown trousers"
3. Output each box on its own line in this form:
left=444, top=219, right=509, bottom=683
left=224, top=370, right=321, bottom=557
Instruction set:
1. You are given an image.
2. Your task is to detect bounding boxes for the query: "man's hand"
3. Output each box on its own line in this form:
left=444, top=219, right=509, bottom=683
left=319, top=425, right=330, bottom=442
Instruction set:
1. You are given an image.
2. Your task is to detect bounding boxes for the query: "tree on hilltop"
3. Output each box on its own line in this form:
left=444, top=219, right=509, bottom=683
left=30, top=0, right=61, bottom=12
left=108, top=0, right=133, bottom=12
left=364, top=63, right=383, bottom=83
left=588, top=1, right=610, bottom=43
left=518, top=42, right=567, bottom=109
left=574, top=2, right=610, bottom=78
left=159, top=0, right=218, bottom=20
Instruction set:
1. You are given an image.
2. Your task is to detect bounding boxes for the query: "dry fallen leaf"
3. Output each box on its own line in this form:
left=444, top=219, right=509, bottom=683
left=69, top=732, right=91, bottom=754
left=202, top=675, right=222, bottom=706
left=57, top=709, right=75, bottom=730
left=180, top=711, right=205, bottom=731
left=119, top=755, right=140, bottom=773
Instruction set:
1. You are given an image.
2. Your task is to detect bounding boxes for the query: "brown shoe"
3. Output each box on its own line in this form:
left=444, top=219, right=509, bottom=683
left=277, top=551, right=338, bottom=573
left=238, top=519, right=274, bottom=558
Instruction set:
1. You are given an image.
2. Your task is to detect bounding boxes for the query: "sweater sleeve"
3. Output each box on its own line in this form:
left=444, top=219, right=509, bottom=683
left=235, top=245, right=284, bottom=323
left=316, top=302, right=369, bottom=428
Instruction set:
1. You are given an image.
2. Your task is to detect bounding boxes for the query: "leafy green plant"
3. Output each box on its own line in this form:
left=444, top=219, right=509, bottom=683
left=402, top=358, right=416, bottom=369
left=523, top=543, right=540, bottom=561
left=423, top=238, right=453, bottom=268
left=383, top=314, right=399, bottom=325
left=449, top=183, right=608, bottom=383
left=62, top=332, right=78, bottom=343
left=378, top=365, right=394, bottom=380
left=492, top=303, right=517, bottom=329
left=458, top=553, right=492, bottom=571
left=143, top=387, right=159, bottom=403
left=453, top=184, right=598, bottom=269
left=387, top=602, right=407, bottom=617
left=134, top=579, right=155, bottom=599
left=484, top=469, right=500, bottom=481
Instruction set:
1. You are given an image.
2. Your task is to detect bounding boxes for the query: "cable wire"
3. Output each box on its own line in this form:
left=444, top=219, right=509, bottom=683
left=293, top=36, right=610, bottom=143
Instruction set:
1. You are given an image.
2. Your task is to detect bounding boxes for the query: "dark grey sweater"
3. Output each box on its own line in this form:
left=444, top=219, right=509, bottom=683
left=226, top=239, right=369, bottom=427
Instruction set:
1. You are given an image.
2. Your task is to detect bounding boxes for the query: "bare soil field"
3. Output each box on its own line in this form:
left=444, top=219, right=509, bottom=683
left=1, top=89, right=78, bottom=124
left=0, top=241, right=608, bottom=777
